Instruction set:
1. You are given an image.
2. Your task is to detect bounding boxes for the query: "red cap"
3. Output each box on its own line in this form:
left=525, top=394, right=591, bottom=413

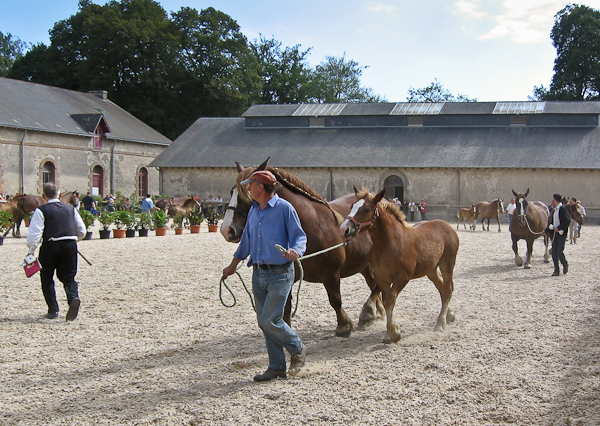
left=240, top=170, right=277, bottom=186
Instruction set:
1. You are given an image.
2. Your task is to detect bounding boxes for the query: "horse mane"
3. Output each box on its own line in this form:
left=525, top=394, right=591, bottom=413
left=268, top=167, right=345, bottom=224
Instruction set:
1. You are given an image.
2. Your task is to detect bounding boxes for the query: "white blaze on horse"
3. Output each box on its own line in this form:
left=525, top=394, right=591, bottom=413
left=456, top=204, right=477, bottom=230
left=475, top=198, right=504, bottom=232
left=340, top=186, right=459, bottom=344
left=510, top=189, right=549, bottom=269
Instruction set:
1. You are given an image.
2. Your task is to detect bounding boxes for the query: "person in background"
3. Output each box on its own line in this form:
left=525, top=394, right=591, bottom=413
left=26, top=183, right=86, bottom=321
left=506, top=198, right=517, bottom=232
left=547, top=193, right=571, bottom=277
left=141, top=194, right=155, bottom=214
left=409, top=201, right=416, bottom=221
left=222, top=170, right=307, bottom=382
left=81, top=191, right=97, bottom=214
left=418, top=200, right=427, bottom=220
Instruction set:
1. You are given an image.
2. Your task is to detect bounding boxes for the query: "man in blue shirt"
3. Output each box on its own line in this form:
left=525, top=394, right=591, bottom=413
left=223, top=170, right=307, bottom=382
left=141, top=194, right=155, bottom=213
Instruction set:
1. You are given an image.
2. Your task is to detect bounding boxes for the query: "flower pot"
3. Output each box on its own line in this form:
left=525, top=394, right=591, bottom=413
left=99, top=229, right=111, bottom=239
left=208, top=224, right=219, bottom=233
left=126, top=229, right=136, bottom=238
left=155, top=227, right=167, bottom=236
left=113, top=229, right=126, bottom=238
left=189, top=225, right=201, bottom=234
left=138, top=229, right=149, bottom=237
left=174, top=227, right=184, bottom=235
left=0, top=236, right=4, bottom=245
left=24, top=220, right=30, bottom=227
left=83, top=231, right=93, bottom=240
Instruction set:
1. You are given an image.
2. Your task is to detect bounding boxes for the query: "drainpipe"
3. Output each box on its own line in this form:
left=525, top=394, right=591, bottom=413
left=455, top=168, right=461, bottom=206
left=110, top=139, right=116, bottom=194
left=327, top=167, right=334, bottom=201
left=20, top=130, right=27, bottom=193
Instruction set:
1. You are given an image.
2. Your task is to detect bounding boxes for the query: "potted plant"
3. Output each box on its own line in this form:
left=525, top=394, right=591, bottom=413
left=188, top=209, right=203, bottom=234
left=0, top=210, right=14, bottom=245
left=153, top=210, right=168, bottom=236
left=206, top=209, right=220, bottom=232
left=98, top=212, right=114, bottom=239
left=172, top=215, right=185, bottom=235
left=119, top=211, right=137, bottom=237
left=137, top=212, right=152, bottom=237
left=79, top=209, right=95, bottom=240
left=112, top=210, right=130, bottom=238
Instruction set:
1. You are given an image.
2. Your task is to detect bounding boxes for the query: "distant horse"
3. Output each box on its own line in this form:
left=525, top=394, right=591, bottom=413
left=0, top=202, right=23, bottom=237
left=510, top=189, right=549, bottom=269
left=456, top=205, right=477, bottom=230
left=167, top=197, right=201, bottom=218
left=220, top=158, right=383, bottom=337
left=10, top=191, right=80, bottom=237
left=60, top=191, right=80, bottom=209
left=156, top=196, right=195, bottom=213
left=565, top=200, right=584, bottom=226
left=340, top=186, right=459, bottom=343
left=475, top=198, right=504, bottom=232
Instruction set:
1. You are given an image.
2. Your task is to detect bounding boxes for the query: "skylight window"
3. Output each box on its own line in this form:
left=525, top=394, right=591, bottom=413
left=391, top=103, right=444, bottom=115
left=493, top=102, right=545, bottom=114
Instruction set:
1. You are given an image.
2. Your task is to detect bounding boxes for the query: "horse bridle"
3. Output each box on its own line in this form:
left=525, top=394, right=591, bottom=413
left=346, top=204, right=379, bottom=231
left=226, top=204, right=248, bottom=218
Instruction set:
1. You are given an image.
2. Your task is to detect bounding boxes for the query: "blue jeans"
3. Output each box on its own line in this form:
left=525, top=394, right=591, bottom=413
left=252, top=263, right=303, bottom=370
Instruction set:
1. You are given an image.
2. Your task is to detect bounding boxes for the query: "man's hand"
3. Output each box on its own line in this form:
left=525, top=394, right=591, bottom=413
left=283, top=249, right=300, bottom=261
left=223, top=258, right=241, bottom=279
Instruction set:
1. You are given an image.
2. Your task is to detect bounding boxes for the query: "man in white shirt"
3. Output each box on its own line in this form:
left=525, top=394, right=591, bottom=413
left=506, top=199, right=517, bottom=231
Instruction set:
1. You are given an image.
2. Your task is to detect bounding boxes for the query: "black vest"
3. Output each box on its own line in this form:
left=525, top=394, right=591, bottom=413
left=37, top=202, right=78, bottom=242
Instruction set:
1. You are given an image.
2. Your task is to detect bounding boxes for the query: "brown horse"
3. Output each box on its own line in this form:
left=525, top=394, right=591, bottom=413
left=157, top=196, right=196, bottom=213
left=10, top=191, right=80, bottom=237
left=167, top=197, right=201, bottom=218
left=340, top=187, right=459, bottom=343
left=60, top=191, right=80, bottom=208
left=510, top=189, right=549, bottom=269
left=0, top=202, right=24, bottom=237
left=220, top=159, right=383, bottom=337
left=565, top=201, right=584, bottom=226
left=475, top=198, right=504, bottom=232
left=456, top=204, right=477, bottom=230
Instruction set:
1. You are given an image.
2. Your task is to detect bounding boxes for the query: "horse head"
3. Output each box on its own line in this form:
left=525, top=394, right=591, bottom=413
left=496, top=198, right=505, bottom=213
left=220, top=157, right=270, bottom=242
left=566, top=200, right=584, bottom=226
left=512, top=189, right=531, bottom=226
left=340, top=186, right=385, bottom=239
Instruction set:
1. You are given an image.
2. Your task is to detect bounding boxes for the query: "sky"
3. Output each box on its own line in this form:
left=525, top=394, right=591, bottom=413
left=3, top=0, right=600, bottom=102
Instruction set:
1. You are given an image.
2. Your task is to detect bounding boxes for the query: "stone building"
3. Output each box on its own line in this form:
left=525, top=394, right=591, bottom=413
left=0, top=77, right=171, bottom=198
left=149, top=102, right=600, bottom=220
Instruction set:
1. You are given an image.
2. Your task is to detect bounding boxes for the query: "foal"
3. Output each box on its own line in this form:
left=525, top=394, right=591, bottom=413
left=340, top=187, right=459, bottom=343
left=456, top=205, right=477, bottom=230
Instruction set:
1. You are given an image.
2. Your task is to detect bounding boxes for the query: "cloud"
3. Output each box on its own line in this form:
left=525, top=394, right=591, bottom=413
left=479, top=0, right=564, bottom=44
left=367, top=4, right=398, bottom=14
left=454, top=0, right=487, bottom=19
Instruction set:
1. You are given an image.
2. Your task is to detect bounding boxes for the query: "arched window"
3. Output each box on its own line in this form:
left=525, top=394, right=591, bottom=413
left=42, top=162, right=56, bottom=184
left=137, top=167, right=149, bottom=198
left=92, top=165, right=104, bottom=197
left=384, top=175, right=404, bottom=202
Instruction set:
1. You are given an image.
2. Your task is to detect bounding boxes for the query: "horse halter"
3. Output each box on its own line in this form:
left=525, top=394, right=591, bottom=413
left=346, top=203, right=379, bottom=230
left=226, top=204, right=248, bottom=218
left=517, top=198, right=528, bottom=226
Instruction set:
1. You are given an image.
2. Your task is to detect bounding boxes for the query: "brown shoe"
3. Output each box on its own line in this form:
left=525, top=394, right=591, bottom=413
left=66, top=298, right=80, bottom=322
left=288, top=345, right=307, bottom=376
left=253, top=368, right=287, bottom=382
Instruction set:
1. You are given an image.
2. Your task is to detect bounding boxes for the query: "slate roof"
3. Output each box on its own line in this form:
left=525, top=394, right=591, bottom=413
left=149, top=112, right=600, bottom=170
left=0, top=77, right=171, bottom=145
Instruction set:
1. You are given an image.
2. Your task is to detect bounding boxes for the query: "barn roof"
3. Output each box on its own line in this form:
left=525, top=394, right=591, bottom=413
left=0, top=77, right=171, bottom=146
left=149, top=105, right=600, bottom=170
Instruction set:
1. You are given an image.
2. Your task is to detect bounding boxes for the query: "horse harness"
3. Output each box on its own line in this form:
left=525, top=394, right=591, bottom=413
left=345, top=203, right=380, bottom=232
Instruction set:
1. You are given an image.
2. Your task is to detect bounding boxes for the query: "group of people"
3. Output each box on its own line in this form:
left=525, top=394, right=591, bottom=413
left=390, top=198, right=428, bottom=221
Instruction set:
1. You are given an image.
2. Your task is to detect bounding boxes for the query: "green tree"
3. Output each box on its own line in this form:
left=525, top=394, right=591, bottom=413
left=308, top=54, right=383, bottom=103
left=0, top=32, right=27, bottom=77
left=407, top=79, right=476, bottom=102
left=532, top=4, right=600, bottom=100
left=251, top=36, right=312, bottom=104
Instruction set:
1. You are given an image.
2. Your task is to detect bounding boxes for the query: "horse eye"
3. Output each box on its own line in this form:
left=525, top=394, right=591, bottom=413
left=365, top=208, right=371, bottom=213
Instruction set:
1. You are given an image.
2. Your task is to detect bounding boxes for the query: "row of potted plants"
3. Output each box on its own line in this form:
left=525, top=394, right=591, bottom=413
left=79, top=208, right=221, bottom=239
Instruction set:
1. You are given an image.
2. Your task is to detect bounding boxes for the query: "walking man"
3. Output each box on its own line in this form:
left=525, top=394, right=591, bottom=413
left=547, top=193, right=571, bottom=277
left=223, top=170, right=307, bottom=382
left=27, top=183, right=86, bottom=320
left=506, top=198, right=516, bottom=232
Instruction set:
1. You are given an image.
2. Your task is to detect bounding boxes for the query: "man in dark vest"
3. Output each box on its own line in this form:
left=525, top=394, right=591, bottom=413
left=547, top=193, right=571, bottom=277
left=27, top=183, right=86, bottom=320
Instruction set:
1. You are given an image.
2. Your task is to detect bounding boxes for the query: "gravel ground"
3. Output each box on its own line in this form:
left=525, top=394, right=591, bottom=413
left=0, top=222, right=598, bottom=425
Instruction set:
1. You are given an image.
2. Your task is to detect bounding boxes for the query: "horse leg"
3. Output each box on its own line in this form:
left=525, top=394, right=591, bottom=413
left=496, top=216, right=501, bottom=232
left=524, top=239, right=534, bottom=269
left=543, top=235, right=550, bottom=263
left=428, top=265, right=454, bottom=332
left=382, top=279, right=408, bottom=344
left=486, top=218, right=490, bottom=231
left=358, top=266, right=384, bottom=329
left=512, top=236, right=523, bottom=267
left=323, top=276, right=354, bottom=338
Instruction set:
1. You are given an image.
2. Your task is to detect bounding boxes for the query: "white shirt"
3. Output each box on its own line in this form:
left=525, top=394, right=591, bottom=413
left=506, top=203, right=516, bottom=215
left=27, top=199, right=86, bottom=252
left=552, top=202, right=563, bottom=228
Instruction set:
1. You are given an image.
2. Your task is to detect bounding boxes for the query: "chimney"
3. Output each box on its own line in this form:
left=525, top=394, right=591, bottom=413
left=89, top=90, right=108, bottom=100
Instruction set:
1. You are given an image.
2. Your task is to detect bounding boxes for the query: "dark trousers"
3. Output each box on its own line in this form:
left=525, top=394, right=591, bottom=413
left=38, top=240, right=79, bottom=313
left=551, top=232, right=568, bottom=271
left=410, top=211, right=414, bottom=221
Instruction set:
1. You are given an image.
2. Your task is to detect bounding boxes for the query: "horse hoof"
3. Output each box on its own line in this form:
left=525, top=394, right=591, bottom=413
left=335, top=325, right=353, bottom=338
left=524, top=264, right=531, bottom=269
left=515, top=259, right=523, bottom=267
left=543, top=260, right=550, bottom=264
left=357, top=318, right=374, bottom=330
left=446, top=312, right=456, bottom=323
left=383, top=335, right=400, bottom=344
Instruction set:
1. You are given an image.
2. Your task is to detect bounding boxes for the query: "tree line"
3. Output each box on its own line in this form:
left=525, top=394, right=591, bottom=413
left=2, top=2, right=599, bottom=139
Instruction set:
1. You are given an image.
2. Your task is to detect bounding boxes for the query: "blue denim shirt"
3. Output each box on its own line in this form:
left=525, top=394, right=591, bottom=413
left=235, top=194, right=307, bottom=266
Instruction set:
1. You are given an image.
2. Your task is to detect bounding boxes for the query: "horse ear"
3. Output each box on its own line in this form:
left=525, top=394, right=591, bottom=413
left=256, top=157, right=270, bottom=171
left=524, top=188, right=529, bottom=197
left=235, top=162, right=244, bottom=173
left=512, top=189, right=517, bottom=197
left=353, top=185, right=360, bottom=196
left=375, top=188, right=386, bottom=204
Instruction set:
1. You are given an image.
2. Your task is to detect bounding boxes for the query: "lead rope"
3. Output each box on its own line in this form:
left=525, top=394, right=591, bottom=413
left=219, top=240, right=348, bottom=316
